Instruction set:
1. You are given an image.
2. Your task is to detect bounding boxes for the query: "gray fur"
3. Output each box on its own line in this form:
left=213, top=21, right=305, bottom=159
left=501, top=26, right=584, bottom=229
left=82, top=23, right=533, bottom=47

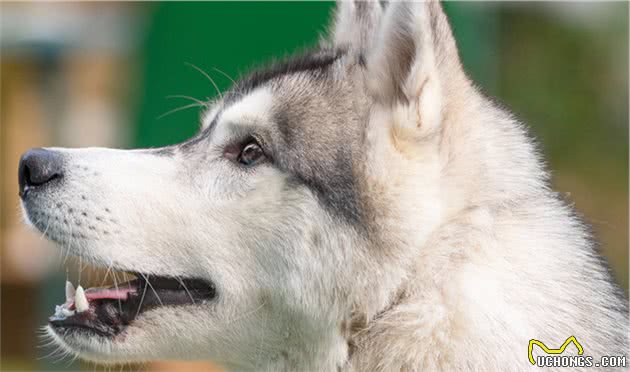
left=21, top=1, right=628, bottom=371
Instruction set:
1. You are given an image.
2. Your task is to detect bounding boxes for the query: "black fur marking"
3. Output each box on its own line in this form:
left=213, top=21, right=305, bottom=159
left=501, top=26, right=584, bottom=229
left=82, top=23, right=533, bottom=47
left=178, top=126, right=212, bottom=153
left=150, top=146, right=176, bottom=157
left=357, top=53, right=367, bottom=68
left=277, top=144, right=361, bottom=225
left=176, top=49, right=343, bottom=154
left=271, top=97, right=363, bottom=225
left=178, top=108, right=225, bottom=154
left=178, top=130, right=210, bottom=153
left=203, top=107, right=224, bottom=135
left=225, top=49, right=343, bottom=104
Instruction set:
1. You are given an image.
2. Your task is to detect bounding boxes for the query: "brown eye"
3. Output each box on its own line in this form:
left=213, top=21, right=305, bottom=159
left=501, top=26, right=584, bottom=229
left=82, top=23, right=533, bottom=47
left=238, top=142, right=265, bottom=166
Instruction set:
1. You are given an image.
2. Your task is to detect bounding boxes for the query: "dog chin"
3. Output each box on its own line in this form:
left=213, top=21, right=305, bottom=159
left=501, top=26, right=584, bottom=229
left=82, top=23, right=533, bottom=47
left=44, top=324, right=122, bottom=364
left=44, top=308, right=181, bottom=364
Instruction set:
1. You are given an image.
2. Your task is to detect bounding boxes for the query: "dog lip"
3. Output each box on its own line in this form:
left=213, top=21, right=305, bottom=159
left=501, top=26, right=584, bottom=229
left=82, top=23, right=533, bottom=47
left=49, top=275, right=217, bottom=338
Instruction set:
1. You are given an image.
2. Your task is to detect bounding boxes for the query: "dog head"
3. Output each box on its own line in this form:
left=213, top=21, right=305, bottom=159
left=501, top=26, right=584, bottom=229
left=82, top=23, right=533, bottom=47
left=20, top=1, right=469, bottom=369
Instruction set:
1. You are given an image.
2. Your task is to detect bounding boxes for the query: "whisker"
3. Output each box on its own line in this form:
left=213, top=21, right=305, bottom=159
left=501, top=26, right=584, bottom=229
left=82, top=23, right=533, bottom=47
left=78, top=257, right=83, bottom=285
left=67, top=220, right=85, bottom=285
left=186, top=62, right=224, bottom=100
left=140, top=273, right=163, bottom=306
left=112, top=269, right=123, bottom=314
left=37, top=338, right=59, bottom=349
left=212, top=66, right=237, bottom=85
left=100, top=263, right=113, bottom=287
left=50, top=348, right=72, bottom=364
left=62, top=246, right=71, bottom=266
left=31, top=215, right=62, bottom=266
left=65, top=353, right=80, bottom=367
left=38, top=345, right=66, bottom=361
left=157, top=102, right=204, bottom=120
left=134, top=276, right=149, bottom=319
left=166, top=94, right=208, bottom=106
left=226, top=300, right=267, bottom=325
left=175, top=276, right=195, bottom=304
left=41, top=216, right=52, bottom=241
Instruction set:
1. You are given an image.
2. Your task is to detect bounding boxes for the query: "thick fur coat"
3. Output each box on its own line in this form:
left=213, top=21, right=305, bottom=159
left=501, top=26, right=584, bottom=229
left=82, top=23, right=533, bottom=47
left=20, top=1, right=628, bottom=371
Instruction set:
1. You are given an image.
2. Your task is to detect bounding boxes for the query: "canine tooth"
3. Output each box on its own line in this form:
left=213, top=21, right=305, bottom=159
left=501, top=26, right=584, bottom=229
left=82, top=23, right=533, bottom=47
left=75, top=286, right=89, bottom=313
left=65, top=281, right=75, bottom=302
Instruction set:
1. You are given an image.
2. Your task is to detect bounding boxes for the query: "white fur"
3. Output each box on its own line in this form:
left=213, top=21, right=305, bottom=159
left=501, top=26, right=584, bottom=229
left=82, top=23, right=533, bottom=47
left=24, top=1, right=628, bottom=371
left=219, top=87, right=274, bottom=127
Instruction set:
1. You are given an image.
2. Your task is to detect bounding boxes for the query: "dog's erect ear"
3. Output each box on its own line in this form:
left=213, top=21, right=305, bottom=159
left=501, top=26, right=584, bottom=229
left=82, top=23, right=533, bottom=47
left=364, top=1, right=466, bottom=127
left=330, top=0, right=384, bottom=53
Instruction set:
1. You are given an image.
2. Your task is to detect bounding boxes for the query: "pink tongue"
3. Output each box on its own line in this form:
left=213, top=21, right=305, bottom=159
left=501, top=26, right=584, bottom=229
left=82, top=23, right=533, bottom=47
left=67, top=287, right=135, bottom=311
left=85, top=287, right=135, bottom=301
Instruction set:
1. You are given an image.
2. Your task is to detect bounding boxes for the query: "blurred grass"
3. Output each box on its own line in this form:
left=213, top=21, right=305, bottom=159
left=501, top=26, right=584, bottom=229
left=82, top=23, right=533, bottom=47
left=495, top=3, right=629, bottom=292
left=134, top=2, right=334, bottom=148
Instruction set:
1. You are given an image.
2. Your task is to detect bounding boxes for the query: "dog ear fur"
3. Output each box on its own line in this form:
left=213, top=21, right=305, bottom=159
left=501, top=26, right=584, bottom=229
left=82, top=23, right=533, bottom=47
left=332, top=1, right=467, bottom=133
left=330, top=0, right=384, bottom=54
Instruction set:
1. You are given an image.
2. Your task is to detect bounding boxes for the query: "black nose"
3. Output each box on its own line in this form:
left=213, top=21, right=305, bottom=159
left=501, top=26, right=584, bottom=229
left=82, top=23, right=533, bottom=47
left=18, top=148, right=64, bottom=198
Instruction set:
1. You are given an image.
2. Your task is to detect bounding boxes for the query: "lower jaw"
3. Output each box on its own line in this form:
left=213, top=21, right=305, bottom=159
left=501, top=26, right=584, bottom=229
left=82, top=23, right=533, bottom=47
left=44, top=327, right=129, bottom=364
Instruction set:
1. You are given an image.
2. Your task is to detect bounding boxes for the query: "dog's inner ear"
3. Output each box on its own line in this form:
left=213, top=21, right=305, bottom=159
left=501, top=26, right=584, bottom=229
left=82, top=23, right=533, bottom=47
left=370, top=2, right=464, bottom=102
left=332, top=1, right=466, bottom=131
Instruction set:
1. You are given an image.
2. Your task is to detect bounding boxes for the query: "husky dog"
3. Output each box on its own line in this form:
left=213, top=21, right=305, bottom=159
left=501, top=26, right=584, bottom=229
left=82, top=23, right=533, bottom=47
left=18, top=1, right=628, bottom=371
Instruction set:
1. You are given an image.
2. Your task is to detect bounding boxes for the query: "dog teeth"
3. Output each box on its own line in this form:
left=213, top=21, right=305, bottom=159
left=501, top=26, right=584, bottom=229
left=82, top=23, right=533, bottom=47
left=65, top=281, right=75, bottom=302
left=75, top=285, right=89, bottom=313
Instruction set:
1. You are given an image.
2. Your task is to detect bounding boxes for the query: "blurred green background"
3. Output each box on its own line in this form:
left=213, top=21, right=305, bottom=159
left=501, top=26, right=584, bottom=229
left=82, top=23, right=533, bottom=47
left=1, top=2, right=627, bottom=371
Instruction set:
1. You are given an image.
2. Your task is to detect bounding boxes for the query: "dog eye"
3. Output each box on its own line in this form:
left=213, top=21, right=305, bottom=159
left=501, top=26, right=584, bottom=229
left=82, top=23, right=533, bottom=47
left=238, top=142, right=265, bottom=166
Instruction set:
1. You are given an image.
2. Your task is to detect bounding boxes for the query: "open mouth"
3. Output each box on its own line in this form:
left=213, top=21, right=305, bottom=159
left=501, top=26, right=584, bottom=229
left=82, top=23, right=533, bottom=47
left=49, top=274, right=216, bottom=338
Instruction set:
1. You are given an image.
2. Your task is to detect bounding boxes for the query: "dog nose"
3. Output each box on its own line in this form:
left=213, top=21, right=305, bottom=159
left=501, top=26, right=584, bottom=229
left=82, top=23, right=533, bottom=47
left=18, top=148, right=64, bottom=197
